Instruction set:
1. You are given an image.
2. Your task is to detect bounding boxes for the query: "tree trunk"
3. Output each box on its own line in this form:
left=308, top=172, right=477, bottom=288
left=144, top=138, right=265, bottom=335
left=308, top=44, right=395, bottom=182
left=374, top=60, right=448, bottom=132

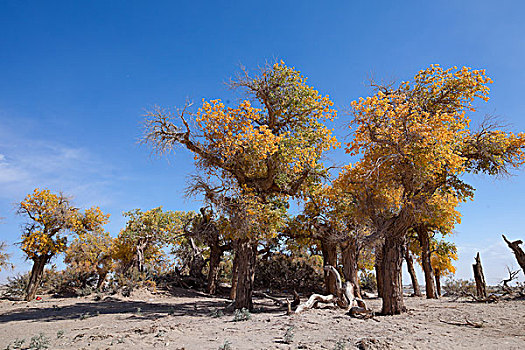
left=136, top=244, right=146, bottom=273
left=380, top=235, right=407, bottom=315
left=434, top=270, right=441, bottom=297
left=340, top=239, right=362, bottom=298
left=234, top=239, right=257, bottom=310
left=207, top=242, right=223, bottom=295
left=375, top=244, right=383, bottom=298
left=320, top=237, right=338, bottom=295
left=502, top=235, right=525, bottom=277
left=417, top=229, right=437, bottom=299
left=405, top=250, right=422, bottom=297
left=473, top=252, right=487, bottom=299
left=25, top=255, right=50, bottom=301
left=230, top=248, right=239, bottom=300
left=96, top=269, right=108, bottom=290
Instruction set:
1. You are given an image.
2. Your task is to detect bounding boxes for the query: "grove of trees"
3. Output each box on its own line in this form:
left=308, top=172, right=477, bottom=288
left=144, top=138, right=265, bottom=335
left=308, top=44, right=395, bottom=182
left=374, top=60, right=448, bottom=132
left=7, top=62, right=525, bottom=315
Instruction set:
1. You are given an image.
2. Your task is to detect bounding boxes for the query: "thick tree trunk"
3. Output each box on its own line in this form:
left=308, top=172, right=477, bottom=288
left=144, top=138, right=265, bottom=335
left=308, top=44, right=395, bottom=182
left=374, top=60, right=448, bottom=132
left=473, top=252, right=487, bottom=299
left=340, top=239, right=362, bottom=298
left=405, top=250, right=422, bottom=297
left=25, top=255, right=50, bottom=301
left=207, top=242, right=223, bottom=295
left=502, top=235, right=525, bottom=277
left=375, top=245, right=383, bottom=298
left=234, top=239, right=257, bottom=310
left=230, top=248, right=239, bottom=300
left=380, top=235, right=407, bottom=315
left=320, top=237, right=338, bottom=295
left=434, top=270, right=441, bottom=297
left=417, top=229, right=437, bottom=299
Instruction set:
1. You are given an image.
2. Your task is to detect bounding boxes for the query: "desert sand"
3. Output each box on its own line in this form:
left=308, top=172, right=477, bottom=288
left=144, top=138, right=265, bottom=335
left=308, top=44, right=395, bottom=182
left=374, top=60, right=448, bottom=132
left=0, top=288, right=523, bottom=349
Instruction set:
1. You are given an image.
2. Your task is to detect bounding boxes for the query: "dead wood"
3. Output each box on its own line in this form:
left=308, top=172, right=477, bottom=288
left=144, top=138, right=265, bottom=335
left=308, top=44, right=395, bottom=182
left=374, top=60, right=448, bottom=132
left=253, top=291, right=286, bottom=306
left=438, top=317, right=484, bottom=328
left=294, top=294, right=336, bottom=314
left=502, top=235, right=525, bottom=276
left=292, top=265, right=368, bottom=315
left=472, top=252, right=487, bottom=299
left=467, top=292, right=499, bottom=303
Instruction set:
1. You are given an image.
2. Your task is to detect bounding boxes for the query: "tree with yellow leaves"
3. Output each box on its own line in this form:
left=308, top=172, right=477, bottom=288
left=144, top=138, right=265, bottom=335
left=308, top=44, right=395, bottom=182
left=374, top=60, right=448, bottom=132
left=17, top=189, right=110, bottom=301
left=343, top=65, right=525, bottom=314
left=64, top=230, right=115, bottom=290
left=143, top=61, right=338, bottom=309
left=430, top=240, right=457, bottom=296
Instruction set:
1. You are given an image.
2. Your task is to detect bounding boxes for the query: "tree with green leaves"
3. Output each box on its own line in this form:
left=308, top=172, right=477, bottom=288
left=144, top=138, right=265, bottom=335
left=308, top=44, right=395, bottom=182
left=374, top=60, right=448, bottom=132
left=113, top=207, right=190, bottom=273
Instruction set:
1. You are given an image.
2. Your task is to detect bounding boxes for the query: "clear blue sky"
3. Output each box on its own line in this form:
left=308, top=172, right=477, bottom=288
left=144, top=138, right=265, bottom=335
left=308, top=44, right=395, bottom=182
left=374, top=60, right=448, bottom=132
left=1, top=0, right=524, bottom=284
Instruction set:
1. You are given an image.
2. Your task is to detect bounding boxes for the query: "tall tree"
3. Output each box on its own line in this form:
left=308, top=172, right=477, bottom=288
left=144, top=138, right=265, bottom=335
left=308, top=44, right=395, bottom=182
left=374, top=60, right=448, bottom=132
left=342, top=65, right=525, bottom=314
left=143, top=61, right=338, bottom=309
left=17, top=189, right=109, bottom=300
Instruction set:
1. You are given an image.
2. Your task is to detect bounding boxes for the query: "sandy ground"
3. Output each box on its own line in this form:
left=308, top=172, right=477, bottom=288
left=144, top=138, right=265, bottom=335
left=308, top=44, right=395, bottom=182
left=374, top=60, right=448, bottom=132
left=0, top=288, right=524, bottom=350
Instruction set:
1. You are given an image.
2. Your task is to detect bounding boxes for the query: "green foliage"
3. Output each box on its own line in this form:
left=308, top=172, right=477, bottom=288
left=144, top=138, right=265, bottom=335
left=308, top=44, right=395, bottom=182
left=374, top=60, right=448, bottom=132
left=218, top=340, right=232, bottom=350
left=283, top=326, right=295, bottom=344
left=359, top=271, right=377, bottom=292
left=28, top=333, right=50, bottom=350
left=333, top=340, right=347, bottom=350
left=4, top=338, right=25, bottom=350
left=233, top=308, right=251, bottom=322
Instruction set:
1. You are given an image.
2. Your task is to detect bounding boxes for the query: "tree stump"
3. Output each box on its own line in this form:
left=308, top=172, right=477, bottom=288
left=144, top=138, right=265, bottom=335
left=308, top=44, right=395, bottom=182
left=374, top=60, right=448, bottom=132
left=472, top=252, right=487, bottom=299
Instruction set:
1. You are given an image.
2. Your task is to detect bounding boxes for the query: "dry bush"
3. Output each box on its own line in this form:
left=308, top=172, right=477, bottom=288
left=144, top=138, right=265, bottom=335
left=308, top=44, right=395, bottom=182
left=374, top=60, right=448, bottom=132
left=442, top=278, right=477, bottom=296
left=254, top=253, right=324, bottom=293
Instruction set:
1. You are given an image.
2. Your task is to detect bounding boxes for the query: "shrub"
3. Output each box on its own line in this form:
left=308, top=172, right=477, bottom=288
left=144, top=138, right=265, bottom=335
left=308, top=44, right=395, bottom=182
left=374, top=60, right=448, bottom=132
left=442, top=278, right=477, bottom=296
left=255, top=253, right=324, bottom=293
left=359, top=271, right=377, bottom=293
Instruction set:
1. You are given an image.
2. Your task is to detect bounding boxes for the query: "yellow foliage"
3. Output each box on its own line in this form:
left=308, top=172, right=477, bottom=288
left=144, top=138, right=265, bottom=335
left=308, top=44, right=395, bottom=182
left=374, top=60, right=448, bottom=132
left=18, top=188, right=110, bottom=260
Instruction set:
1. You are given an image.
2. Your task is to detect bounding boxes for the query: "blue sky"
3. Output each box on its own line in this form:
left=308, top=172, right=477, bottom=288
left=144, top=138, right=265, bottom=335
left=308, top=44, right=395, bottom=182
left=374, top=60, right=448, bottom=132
left=1, top=0, right=524, bottom=284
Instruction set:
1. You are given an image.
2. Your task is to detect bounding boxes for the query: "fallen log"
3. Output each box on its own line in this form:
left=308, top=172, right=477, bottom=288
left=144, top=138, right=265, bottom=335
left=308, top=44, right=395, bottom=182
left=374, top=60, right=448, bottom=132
left=292, top=265, right=368, bottom=315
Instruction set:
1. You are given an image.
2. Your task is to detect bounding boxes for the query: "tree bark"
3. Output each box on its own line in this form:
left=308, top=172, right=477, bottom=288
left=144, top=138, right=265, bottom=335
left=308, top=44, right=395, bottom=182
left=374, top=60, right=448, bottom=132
left=320, top=237, right=338, bottom=295
left=136, top=242, right=146, bottom=273
left=25, top=255, right=51, bottom=301
left=375, top=244, right=383, bottom=298
left=473, top=252, right=487, bottom=299
left=417, top=228, right=437, bottom=299
left=340, top=239, right=362, bottom=298
left=502, top=235, right=525, bottom=277
left=380, top=235, right=407, bottom=315
left=405, top=250, right=422, bottom=297
left=434, top=270, right=441, bottom=297
left=207, top=242, right=223, bottom=295
left=234, top=239, right=257, bottom=310
left=230, top=247, right=239, bottom=300
left=96, top=270, right=108, bottom=290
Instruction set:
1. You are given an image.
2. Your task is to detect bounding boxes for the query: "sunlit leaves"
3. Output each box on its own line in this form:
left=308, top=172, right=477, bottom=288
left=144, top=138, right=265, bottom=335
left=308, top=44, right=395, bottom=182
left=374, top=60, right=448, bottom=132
left=17, top=189, right=110, bottom=260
